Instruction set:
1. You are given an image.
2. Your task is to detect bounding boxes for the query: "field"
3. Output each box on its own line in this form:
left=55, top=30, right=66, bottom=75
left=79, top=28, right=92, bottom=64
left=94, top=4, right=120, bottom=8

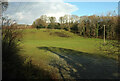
left=20, top=29, right=118, bottom=79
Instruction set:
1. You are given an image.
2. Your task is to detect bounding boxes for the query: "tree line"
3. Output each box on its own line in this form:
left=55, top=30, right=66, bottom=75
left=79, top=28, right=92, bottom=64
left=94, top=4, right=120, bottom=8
left=32, top=11, right=118, bottom=40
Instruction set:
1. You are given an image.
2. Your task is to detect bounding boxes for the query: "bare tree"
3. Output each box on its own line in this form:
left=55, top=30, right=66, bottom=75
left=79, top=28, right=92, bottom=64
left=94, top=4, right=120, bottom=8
left=40, top=15, right=48, bottom=29
left=2, top=1, right=8, bottom=12
left=49, top=16, right=56, bottom=29
left=59, top=16, right=64, bottom=29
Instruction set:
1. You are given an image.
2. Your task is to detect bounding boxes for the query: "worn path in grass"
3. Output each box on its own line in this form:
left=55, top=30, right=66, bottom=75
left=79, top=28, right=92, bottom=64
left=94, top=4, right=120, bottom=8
left=21, top=29, right=119, bottom=80
left=38, top=47, right=118, bottom=79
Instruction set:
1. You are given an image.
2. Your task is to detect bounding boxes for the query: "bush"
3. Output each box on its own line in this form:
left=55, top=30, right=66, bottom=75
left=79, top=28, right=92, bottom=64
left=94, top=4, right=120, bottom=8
left=2, top=24, right=55, bottom=80
left=99, top=41, right=119, bottom=55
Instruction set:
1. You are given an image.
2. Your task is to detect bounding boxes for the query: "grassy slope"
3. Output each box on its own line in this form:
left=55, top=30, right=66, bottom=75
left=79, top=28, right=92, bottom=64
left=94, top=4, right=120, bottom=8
left=20, top=29, right=119, bottom=79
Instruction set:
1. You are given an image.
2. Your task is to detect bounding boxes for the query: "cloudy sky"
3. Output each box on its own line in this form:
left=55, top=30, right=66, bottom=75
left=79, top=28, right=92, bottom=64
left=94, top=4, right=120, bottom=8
left=4, top=1, right=118, bottom=25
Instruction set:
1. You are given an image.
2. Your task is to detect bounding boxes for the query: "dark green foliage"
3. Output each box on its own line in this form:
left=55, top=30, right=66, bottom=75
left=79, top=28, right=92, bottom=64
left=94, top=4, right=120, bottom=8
left=47, top=23, right=54, bottom=29
left=36, top=25, right=45, bottom=29
left=32, top=18, right=47, bottom=29
left=70, top=22, right=78, bottom=34
left=54, top=23, right=61, bottom=29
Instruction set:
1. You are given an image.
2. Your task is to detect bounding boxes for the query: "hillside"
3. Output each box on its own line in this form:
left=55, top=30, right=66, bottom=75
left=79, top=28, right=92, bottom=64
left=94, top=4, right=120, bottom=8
left=19, top=29, right=119, bottom=79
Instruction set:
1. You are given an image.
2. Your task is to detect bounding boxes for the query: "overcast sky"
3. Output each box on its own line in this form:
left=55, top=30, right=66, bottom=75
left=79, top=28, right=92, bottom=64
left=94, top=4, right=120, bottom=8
left=4, top=1, right=118, bottom=25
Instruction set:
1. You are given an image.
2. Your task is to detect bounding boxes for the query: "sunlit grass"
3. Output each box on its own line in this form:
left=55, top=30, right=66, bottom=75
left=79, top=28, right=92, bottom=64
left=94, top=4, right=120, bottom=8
left=19, top=28, right=118, bottom=79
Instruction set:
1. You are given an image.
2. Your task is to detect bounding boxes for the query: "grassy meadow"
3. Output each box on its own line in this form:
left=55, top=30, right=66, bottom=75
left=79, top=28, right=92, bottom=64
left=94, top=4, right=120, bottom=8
left=18, top=28, right=119, bottom=79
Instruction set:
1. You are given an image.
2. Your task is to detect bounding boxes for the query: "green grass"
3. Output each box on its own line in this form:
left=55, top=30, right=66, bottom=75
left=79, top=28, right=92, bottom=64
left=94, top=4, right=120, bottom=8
left=20, top=28, right=119, bottom=79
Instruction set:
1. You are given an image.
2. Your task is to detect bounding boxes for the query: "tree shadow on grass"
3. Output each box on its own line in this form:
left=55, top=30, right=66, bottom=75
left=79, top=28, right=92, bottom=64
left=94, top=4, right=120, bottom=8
left=2, top=46, right=55, bottom=81
left=37, top=47, right=119, bottom=80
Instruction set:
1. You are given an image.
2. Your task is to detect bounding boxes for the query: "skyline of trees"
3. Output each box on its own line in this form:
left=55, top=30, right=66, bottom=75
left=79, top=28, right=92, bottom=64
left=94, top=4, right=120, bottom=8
left=32, top=11, right=118, bottom=40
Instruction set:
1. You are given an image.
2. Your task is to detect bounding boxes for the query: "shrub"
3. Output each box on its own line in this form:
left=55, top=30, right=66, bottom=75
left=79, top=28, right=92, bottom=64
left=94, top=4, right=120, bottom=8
left=2, top=23, right=55, bottom=80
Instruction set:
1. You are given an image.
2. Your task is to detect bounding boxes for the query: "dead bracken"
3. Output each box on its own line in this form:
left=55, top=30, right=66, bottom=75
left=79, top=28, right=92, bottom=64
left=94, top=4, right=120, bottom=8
left=49, top=32, right=71, bottom=38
